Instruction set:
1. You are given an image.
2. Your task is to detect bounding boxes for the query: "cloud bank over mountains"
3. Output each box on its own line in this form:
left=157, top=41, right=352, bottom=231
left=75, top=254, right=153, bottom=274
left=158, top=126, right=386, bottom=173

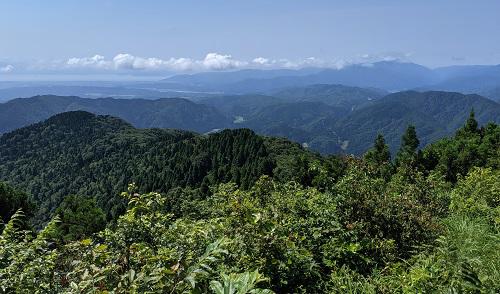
left=62, top=53, right=346, bottom=72
left=0, top=51, right=415, bottom=77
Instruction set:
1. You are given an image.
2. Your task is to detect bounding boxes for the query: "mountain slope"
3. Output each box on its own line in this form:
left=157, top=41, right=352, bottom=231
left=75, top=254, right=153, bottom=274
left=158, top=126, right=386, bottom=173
left=273, top=84, right=387, bottom=109
left=334, top=91, right=500, bottom=154
left=238, top=101, right=346, bottom=153
left=0, top=111, right=316, bottom=224
left=198, top=94, right=284, bottom=119
left=0, top=95, right=230, bottom=134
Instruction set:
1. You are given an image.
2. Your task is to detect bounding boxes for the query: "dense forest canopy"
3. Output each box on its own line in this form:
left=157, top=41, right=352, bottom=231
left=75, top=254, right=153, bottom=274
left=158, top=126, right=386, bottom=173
left=0, top=110, right=498, bottom=292
left=0, top=111, right=325, bottom=224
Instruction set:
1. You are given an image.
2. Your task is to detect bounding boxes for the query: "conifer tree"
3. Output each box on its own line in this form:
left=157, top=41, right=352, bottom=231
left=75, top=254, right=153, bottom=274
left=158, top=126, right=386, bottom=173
left=396, top=125, right=420, bottom=167
left=365, top=134, right=393, bottom=179
left=457, top=109, right=479, bottom=136
left=365, top=134, right=391, bottom=165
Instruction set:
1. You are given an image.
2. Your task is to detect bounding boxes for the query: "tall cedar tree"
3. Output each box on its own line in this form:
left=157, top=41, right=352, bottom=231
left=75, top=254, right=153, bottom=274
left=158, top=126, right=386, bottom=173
left=364, top=134, right=393, bottom=179
left=365, top=134, right=391, bottom=165
left=396, top=125, right=420, bottom=167
left=457, top=109, right=479, bottom=136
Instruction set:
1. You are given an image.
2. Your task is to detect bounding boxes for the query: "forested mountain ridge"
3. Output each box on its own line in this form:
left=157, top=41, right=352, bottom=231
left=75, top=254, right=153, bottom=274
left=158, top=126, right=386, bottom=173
left=0, top=111, right=320, bottom=224
left=0, top=95, right=230, bottom=134
left=232, top=90, right=500, bottom=154
left=333, top=90, right=500, bottom=154
left=2, top=90, right=499, bottom=157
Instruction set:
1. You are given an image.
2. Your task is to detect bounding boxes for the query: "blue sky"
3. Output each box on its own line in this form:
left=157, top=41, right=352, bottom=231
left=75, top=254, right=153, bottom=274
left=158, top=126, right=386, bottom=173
left=1, top=0, right=500, bottom=78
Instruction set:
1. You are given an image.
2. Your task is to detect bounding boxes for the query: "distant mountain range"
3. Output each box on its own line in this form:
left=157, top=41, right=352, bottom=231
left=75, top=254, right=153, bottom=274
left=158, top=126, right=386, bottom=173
left=160, top=61, right=500, bottom=100
left=160, top=61, right=436, bottom=93
left=2, top=87, right=499, bottom=155
left=2, top=61, right=500, bottom=103
left=0, top=85, right=219, bottom=103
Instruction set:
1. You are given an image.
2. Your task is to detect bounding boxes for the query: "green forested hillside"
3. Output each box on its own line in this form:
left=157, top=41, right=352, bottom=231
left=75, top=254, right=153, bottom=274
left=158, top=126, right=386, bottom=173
left=236, top=91, right=500, bottom=154
left=333, top=91, right=500, bottom=154
left=0, top=111, right=498, bottom=293
left=0, top=111, right=322, bottom=225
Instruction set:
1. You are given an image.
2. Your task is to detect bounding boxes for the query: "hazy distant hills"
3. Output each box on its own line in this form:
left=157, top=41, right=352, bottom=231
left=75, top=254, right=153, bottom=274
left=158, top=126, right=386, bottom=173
left=164, top=68, right=323, bottom=87
left=422, top=65, right=500, bottom=102
left=484, top=87, right=500, bottom=102
left=2, top=61, right=500, bottom=103
left=161, top=61, right=500, bottom=100
left=0, top=85, right=220, bottom=103
left=161, top=61, right=436, bottom=93
left=0, top=95, right=230, bottom=134
left=2, top=88, right=499, bottom=155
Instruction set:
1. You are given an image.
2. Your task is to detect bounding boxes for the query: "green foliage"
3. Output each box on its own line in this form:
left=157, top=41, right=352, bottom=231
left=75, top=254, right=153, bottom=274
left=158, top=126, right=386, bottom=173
left=398, top=216, right=500, bottom=293
left=1, top=209, right=27, bottom=241
left=450, top=167, right=500, bottom=224
left=54, top=195, right=106, bottom=241
left=333, top=160, right=441, bottom=270
left=37, top=214, right=62, bottom=242
left=210, top=270, right=273, bottom=294
left=423, top=117, right=499, bottom=182
left=0, top=181, right=33, bottom=226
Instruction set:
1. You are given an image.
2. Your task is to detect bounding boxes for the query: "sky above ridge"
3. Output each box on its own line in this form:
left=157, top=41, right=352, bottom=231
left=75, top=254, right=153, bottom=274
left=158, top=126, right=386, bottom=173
left=1, top=0, right=500, bottom=79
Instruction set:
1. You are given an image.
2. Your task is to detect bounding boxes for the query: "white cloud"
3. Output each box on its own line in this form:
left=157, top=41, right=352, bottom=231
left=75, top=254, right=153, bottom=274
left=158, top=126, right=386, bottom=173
left=272, top=57, right=348, bottom=70
left=202, top=53, right=247, bottom=70
left=112, top=53, right=201, bottom=71
left=359, top=52, right=413, bottom=63
left=62, top=53, right=344, bottom=72
left=112, top=53, right=136, bottom=69
left=252, top=57, right=270, bottom=65
left=165, top=57, right=196, bottom=71
left=63, top=52, right=248, bottom=72
left=42, top=51, right=414, bottom=74
left=0, top=64, right=14, bottom=73
left=67, top=55, right=109, bottom=68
